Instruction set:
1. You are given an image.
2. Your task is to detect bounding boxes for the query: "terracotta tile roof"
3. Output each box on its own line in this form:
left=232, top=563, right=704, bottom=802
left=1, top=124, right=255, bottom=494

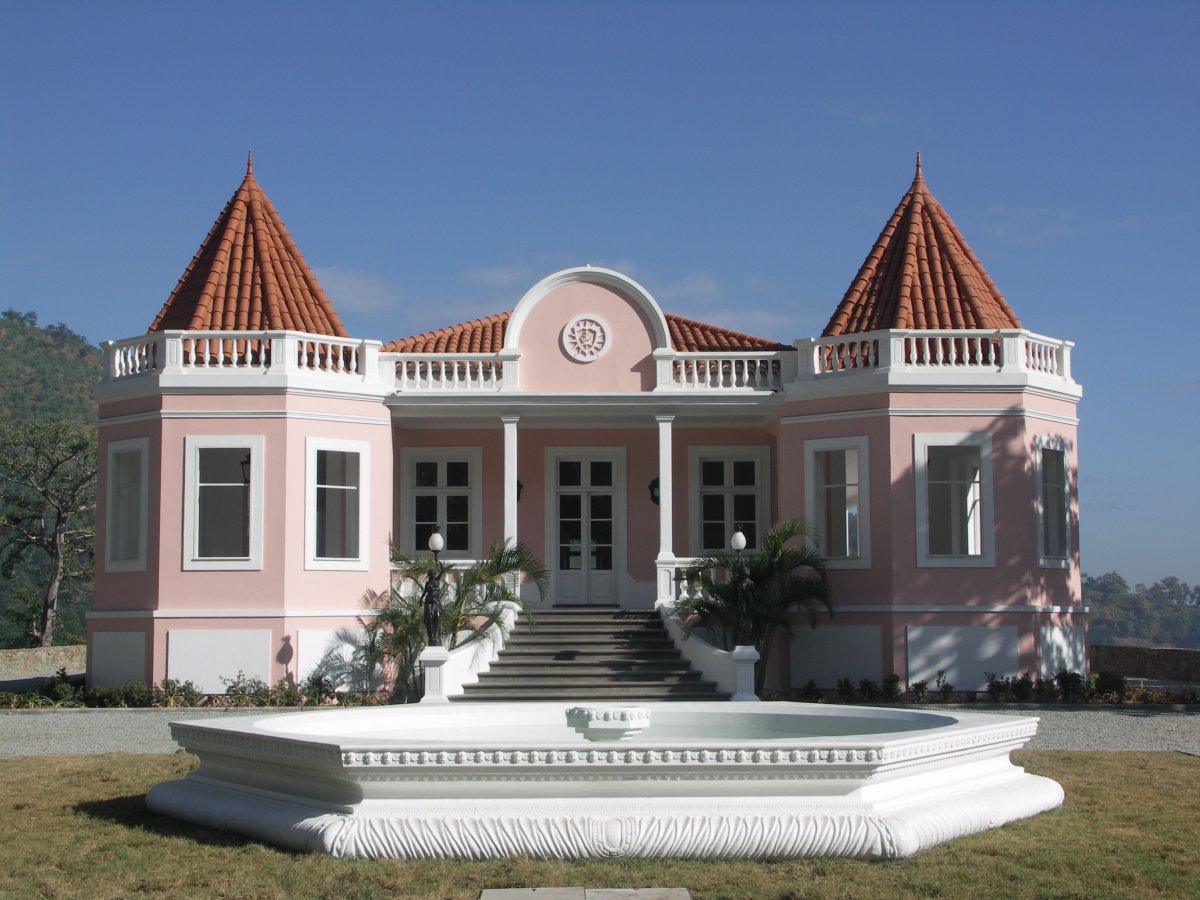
left=822, top=156, right=1022, bottom=336
left=384, top=312, right=792, bottom=353
left=148, top=154, right=348, bottom=337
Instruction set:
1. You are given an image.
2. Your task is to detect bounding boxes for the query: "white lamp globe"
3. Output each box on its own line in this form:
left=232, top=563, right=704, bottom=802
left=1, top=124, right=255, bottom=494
left=427, top=530, right=445, bottom=553
left=730, top=529, right=747, bottom=552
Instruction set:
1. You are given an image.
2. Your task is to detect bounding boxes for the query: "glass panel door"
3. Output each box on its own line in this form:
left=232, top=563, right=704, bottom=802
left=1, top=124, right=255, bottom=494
left=554, top=455, right=617, bottom=605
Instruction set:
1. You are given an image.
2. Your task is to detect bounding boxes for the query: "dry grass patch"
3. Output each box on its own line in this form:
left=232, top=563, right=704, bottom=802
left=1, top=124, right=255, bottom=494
left=0, top=751, right=1196, bottom=899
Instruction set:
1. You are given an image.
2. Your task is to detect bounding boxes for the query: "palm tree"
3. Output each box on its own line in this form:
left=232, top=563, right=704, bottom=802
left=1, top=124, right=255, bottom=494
left=371, top=539, right=548, bottom=700
left=679, top=518, right=832, bottom=695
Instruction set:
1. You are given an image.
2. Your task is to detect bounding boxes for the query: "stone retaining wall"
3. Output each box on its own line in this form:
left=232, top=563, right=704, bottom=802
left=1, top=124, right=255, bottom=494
left=1090, top=644, right=1200, bottom=682
left=0, top=645, right=87, bottom=676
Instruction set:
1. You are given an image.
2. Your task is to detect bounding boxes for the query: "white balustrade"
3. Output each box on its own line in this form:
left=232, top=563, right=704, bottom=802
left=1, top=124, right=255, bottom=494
left=391, top=355, right=504, bottom=392
left=668, top=353, right=785, bottom=391
left=102, top=330, right=380, bottom=383
left=797, top=329, right=1074, bottom=385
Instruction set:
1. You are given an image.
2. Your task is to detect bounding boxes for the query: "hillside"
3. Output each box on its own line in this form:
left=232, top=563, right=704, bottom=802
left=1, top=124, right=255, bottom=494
left=0, top=310, right=103, bottom=424
left=0, top=311, right=101, bottom=646
left=1086, top=573, right=1200, bottom=649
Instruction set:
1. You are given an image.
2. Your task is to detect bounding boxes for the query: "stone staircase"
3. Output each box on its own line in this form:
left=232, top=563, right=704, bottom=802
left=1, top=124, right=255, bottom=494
left=454, top=606, right=729, bottom=702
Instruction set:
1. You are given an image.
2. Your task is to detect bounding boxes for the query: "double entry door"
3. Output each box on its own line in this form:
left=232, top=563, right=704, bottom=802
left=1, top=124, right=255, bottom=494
left=552, top=452, right=620, bottom=605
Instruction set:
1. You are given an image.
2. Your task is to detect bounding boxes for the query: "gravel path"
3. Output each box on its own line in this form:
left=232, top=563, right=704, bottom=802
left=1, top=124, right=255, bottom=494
left=2, top=705, right=1198, bottom=757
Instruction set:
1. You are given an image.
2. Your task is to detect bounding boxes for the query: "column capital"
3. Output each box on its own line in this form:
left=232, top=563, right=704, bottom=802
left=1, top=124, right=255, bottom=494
left=500, top=415, right=521, bottom=425
left=655, top=414, right=675, bottom=424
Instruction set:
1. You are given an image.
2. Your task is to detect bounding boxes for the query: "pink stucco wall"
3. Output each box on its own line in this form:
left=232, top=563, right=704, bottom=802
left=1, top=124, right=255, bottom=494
left=516, top=282, right=659, bottom=392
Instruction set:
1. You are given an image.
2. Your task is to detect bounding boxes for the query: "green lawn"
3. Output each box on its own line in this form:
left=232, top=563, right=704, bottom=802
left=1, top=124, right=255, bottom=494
left=1, top=751, right=1196, bottom=899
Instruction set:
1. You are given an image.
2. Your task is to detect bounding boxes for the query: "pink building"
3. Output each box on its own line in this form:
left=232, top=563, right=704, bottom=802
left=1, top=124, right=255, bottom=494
left=88, top=157, right=1085, bottom=694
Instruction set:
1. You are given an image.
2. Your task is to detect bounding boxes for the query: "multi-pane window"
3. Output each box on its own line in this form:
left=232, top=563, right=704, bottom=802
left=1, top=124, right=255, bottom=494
left=196, top=448, right=251, bottom=558
left=926, top=445, right=982, bottom=556
left=106, top=438, right=147, bottom=570
left=414, top=460, right=471, bottom=554
left=814, top=448, right=860, bottom=559
left=698, top=457, right=760, bottom=551
left=914, top=433, right=993, bottom=567
left=315, top=450, right=360, bottom=559
left=183, top=435, right=263, bottom=571
left=1040, top=446, right=1069, bottom=563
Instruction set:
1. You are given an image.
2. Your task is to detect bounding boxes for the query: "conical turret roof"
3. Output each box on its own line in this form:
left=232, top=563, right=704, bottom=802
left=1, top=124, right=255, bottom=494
left=822, top=156, right=1021, bottom=336
left=148, top=154, right=348, bottom=337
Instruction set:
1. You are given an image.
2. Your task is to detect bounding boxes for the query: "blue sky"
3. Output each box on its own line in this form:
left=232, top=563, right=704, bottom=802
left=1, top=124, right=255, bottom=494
left=2, top=2, right=1197, bottom=586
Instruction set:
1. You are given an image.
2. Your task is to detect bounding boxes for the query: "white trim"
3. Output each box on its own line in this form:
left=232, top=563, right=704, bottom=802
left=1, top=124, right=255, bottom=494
left=502, top=417, right=519, bottom=548
left=687, top=445, right=772, bottom=555
left=543, top=447, right=628, bottom=605
left=182, top=435, right=264, bottom=571
left=398, top=447, right=483, bottom=560
left=99, top=409, right=391, bottom=426
left=914, top=432, right=995, bottom=568
left=506, top=266, right=671, bottom=352
left=104, top=436, right=149, bottom=572
left=781, top=406, right=1079, bottom=427
left=561, top=314, right=612, bottom=362
left=1034, top=435, right=1073, bottom=570
left=305, top=438, right=370, bottom=571
left=89, top=608, right=380, bottom=620
left=804, top=436, right=871, bottom=569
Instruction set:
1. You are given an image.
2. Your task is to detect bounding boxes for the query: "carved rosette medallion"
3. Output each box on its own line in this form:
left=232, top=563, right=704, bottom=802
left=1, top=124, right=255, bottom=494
left=562, top=315, right=610, bottom=362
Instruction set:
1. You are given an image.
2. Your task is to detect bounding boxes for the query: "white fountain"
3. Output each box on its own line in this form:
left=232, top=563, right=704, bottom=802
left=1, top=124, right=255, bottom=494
left=146, top=700, right=1062, bottom=859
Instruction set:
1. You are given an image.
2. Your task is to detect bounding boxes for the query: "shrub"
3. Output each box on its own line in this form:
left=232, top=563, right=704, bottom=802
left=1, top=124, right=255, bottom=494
left=799, top=679, right=823, bottom=702
left=43, top=668, right=84, bottom=706
left=1094, top=671, right=1128, bottom=701
left=1055, top=669, right=1090, bottom=703
left=268, top=678, right=304, bottom=707
left=301, top=672, right=335, bottom=705
left=836, top=677, right=856, bottom=703
left=883, top=673, right=902, bottom=702
left=935, top=669, right=955, bottom=701
left=88, top=680, right=152, bottom=708
left=152, top=678, right=203, bottom=707
left=858, top=678, right=880, bottom=702
left=1034, top=675, right=1058, bottom=702
left=221, top=671, right=270, bottom=707
left=908, top=679, right=928, bottom=702
left=1012, top=672, right=1035, bottom=703
left=984, top=671, right=1014, bottom=702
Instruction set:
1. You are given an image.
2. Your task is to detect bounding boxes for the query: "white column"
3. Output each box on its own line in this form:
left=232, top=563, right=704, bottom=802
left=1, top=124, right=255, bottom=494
left=502, top=416, right=519, bottom=548
left=656, top=415, right=674, bottom=561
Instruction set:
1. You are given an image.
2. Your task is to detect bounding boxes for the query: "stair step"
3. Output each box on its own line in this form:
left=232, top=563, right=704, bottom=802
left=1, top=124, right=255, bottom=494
left=455, top=688, right=729, bottom=702
left=489, top=662, right=692, bottom=673
left=471, top=673, right=703, bottom=686
left=497, top=649, right=683, bottom=660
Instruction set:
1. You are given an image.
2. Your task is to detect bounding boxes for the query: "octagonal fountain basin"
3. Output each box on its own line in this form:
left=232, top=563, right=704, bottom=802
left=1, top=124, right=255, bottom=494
left=146, top=701, right=1062, bottom=860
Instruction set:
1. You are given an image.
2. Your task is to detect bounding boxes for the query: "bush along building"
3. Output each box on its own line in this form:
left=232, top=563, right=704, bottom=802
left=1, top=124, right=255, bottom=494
left=88, top=155, right=1084, bottom=695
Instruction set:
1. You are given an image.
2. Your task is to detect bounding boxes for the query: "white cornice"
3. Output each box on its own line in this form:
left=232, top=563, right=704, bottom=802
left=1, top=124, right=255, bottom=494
left=780, top=407, right=1079, bottom=427
left=98, top=409, right=391, bottom=427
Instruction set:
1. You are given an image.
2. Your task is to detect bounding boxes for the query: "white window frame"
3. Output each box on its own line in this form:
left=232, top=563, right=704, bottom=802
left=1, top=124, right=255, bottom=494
left=399, top=447, right=483, bottom=561
left=105, top=436, right=149, bottom=572
left=305, top=437, right=370, bottom=571
left=687, top=445, right=771, bottom=556
left=914, top=432, right=994, bottom=568
left=182, top=434, right=264, bottom=571
left=1035, top=436, right=1072, bottom=570
left=804, top=436, right=871, bottom=569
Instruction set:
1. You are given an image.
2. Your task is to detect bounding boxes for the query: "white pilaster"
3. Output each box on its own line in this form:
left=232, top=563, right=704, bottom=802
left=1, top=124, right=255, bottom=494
left=656, top=415, right=674, bottom=562
left=502, top=416, right=519, bottom=548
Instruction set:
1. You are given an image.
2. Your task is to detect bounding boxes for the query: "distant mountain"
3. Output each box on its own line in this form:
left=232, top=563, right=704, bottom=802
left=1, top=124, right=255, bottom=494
left=0, top=309, right=103, bottom=425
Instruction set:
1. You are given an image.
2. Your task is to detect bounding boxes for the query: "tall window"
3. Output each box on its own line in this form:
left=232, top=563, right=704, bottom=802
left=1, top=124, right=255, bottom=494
left=106, top=437, right=148, bottom=571
left=805, top=436, right=870, bottom=567
left=914, top=433, right=994, bottom=568
left=1039, top=443, right=1070, bottom=567
left=183, top=435, right=263, bottom=570
left=306, top=438, right=369, bottom=570
left=402, top=449, right=482, bottom=559
left=689, top=447, right=770, bottom=553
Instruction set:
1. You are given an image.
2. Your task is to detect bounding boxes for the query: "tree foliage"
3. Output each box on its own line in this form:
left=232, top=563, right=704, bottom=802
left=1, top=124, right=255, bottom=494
left=0, top=420, right=97, bottom=646
left=332, top=540, right=549, bottom=701
left=678, top=518, right=832, bottom=693
left=1085, top=572, right=1200, bottom=649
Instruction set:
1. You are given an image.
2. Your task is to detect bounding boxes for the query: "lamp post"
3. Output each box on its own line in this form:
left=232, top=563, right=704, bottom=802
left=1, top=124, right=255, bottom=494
left=418, top=526, right=452, bottom=703
left=731, top=527, right=753, bottom=646
left=730, top=526, right=760, bottom=702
